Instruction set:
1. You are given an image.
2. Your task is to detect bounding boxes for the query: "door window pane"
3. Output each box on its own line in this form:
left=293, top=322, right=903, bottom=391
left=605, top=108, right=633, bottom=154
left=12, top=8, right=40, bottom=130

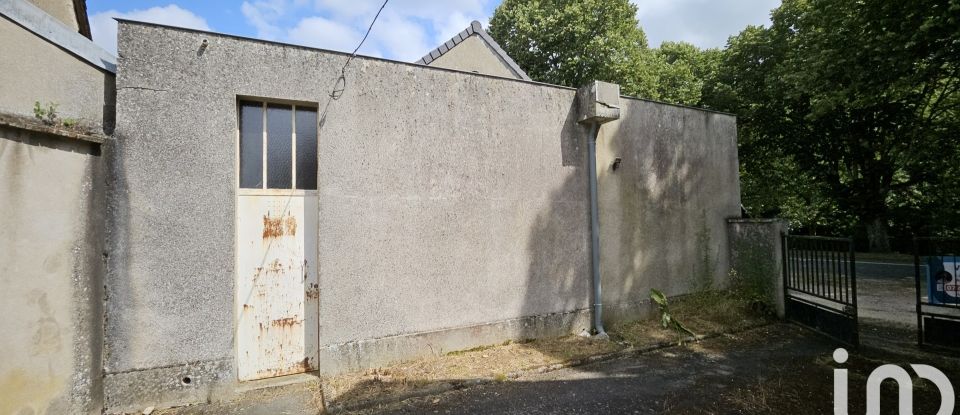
left=295, top=107, right=318, bottom=190
left=239, top=101, right=263, bottom=189
left=266, top=104, right=293, bottom=189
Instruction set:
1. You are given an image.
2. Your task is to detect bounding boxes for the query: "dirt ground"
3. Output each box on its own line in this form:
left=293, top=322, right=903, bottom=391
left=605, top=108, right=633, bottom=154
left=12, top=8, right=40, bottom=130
left=154, top=278, right=955, bottom=414
left=152, top=290, right=769, bottom=415
left=358, top=324, right=960, bottom=414
left=322, top=290, right=771, bottom=411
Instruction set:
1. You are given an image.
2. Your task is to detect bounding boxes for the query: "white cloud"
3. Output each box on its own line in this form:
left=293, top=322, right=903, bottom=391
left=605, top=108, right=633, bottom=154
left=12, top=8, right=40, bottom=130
left=288, top=16, right=362, bottom=51
left=90, top=5, right=211, bottom=55
left=433, top=11, right=474, bottom=46
left=241, top=1, right=284, bottom=40
left=368, top=12, right=432, bottom=61
left=630, top=0, right=780, bottom=48
left=240, top=0, right=492, bottom=61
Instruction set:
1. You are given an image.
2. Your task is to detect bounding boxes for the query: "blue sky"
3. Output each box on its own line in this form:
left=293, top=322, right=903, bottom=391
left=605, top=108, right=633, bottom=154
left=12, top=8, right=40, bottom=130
left=88, top=0, right=780, bottom=61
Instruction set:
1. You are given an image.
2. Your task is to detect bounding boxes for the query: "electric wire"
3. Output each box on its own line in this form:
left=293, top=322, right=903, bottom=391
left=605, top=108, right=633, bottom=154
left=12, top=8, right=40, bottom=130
left=319, top=0, right=390, bottom=128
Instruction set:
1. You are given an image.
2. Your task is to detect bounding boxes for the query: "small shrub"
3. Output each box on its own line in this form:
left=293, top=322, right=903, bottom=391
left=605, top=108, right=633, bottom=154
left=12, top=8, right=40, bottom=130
left=33, top=101, right=46, bottom=120
left=29, top=101, right=87, bottom=131
left=650, top=288, right=696, bottom=344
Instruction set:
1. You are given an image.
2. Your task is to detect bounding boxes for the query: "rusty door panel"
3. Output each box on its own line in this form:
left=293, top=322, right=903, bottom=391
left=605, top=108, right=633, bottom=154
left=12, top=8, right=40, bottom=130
left=237, top=194, right=318, bottom=381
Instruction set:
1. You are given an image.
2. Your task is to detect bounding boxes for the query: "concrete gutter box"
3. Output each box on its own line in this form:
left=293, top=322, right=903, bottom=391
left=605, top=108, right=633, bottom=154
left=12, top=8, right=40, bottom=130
left=578, top=81, right=621, bottom=124
left=107, top=21, right=740, bottom=412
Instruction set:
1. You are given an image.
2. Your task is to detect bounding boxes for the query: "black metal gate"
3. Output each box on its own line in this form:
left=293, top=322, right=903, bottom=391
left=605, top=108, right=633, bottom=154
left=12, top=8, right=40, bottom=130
left=782, top=235, right=859, bottom=347
left=914, top=237, right=960, bottom=349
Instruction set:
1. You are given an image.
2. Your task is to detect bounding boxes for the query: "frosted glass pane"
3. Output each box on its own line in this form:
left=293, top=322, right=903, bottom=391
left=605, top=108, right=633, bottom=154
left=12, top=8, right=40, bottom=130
left=267, top=104, right=293, bottom=189
left=295, top=107, right=318, bottom=190
left=239, top=101, right=263, bottom=189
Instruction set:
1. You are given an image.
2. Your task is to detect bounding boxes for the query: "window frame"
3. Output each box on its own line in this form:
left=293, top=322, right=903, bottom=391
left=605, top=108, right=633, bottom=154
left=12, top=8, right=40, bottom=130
left=235, top=97, right=319, bottom=195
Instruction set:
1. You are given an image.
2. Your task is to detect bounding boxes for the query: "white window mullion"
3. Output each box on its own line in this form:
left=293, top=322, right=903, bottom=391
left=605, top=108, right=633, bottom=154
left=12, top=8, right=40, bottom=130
left=291, top=105, right=297, bottom=190
left=261, top=102, right=267, bottom=190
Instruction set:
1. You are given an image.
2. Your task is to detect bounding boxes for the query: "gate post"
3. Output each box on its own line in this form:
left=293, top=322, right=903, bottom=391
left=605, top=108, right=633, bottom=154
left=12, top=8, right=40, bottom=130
left=726, top=218, right=789, bottom=318
left=781, top=232, right=789, bottom=319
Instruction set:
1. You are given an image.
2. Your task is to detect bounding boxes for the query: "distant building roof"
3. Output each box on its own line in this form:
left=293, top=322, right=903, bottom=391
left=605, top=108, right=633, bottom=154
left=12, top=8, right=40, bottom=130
left=74, top=0, right=91, bottom=39
left=0, top=0, right=114, bottom=72
left=416, top=21, right=531, bottom=81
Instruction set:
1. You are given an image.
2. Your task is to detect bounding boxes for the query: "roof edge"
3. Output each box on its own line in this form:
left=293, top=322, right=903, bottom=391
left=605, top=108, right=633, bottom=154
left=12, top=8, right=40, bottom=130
left=0, top=0, right=115, bottom=73
left=73, top=0, right=91, bottom=39
left=416, top=20, right=531, bottom=81
left=113, top=19, right=578, bottom=93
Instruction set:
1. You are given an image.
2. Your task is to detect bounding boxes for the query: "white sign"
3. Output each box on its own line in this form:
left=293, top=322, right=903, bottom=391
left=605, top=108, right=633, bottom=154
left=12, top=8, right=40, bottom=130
left=833, top=348, right=955, bottom=415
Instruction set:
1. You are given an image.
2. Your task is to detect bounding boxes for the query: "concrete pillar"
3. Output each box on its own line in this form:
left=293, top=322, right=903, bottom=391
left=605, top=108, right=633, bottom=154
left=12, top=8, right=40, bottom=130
left=726, top=218, right=788, bottom=318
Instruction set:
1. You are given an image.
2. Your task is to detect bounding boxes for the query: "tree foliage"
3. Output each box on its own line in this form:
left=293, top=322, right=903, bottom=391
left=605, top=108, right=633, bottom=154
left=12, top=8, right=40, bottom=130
left=706, top=0, right=960, bottom=250
left=488, top=0, right=719, bottom=104
left=488, top=0, right=656, bottom=97
left=490, top=0, right=960, bottom=251
left=652, top=42, right=722, bottom=106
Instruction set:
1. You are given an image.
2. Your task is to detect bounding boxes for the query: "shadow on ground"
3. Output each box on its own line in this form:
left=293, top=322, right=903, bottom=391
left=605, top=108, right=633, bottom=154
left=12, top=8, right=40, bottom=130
left=350, top=324, right=960, bottom=415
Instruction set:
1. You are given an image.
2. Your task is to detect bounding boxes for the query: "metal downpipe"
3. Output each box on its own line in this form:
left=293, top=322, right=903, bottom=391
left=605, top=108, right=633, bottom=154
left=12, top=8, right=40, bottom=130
left=586, top=122, right=607, bottom=338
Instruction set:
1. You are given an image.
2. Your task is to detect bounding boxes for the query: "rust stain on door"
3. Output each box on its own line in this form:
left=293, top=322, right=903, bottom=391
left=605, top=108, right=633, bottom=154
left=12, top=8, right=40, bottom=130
left=237, top=195, right=318, bottom=381
left=262, top=214, right=298, bottom=239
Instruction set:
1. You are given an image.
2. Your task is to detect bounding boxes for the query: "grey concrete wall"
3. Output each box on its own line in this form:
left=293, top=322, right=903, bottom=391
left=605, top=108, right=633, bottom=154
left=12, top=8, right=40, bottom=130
left=428, top=35, right=518, bottom=79
left=108, top=21, right=589, bottom=412
left=0, top=125, right=105, bottom=415
left=727, top=219, right=787, bottom=317
left=0, top=16, right=115, bottom=132
left=108, top=21, right=741, bottom=412
left=596, top=100, right=742, bottom=322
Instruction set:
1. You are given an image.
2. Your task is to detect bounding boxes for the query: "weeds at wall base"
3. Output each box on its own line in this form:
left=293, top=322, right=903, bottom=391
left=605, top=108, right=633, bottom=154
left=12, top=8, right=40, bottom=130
left=319, top=290, right=773, bottom=413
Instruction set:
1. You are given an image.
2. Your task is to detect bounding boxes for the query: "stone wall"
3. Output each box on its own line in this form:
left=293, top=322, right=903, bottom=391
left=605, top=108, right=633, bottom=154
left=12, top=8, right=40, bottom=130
left=727, top=218, right=788, bottom=317
left=0, top=122, right=105, bottom=415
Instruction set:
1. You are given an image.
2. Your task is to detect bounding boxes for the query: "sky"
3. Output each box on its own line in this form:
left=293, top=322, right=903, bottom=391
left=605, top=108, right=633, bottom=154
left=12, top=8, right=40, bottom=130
left=87, top=0, right=781, bottom=62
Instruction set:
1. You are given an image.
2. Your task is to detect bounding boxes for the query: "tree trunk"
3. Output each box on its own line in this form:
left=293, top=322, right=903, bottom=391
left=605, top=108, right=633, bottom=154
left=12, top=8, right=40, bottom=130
left=865, top=217, right=891, bottom=252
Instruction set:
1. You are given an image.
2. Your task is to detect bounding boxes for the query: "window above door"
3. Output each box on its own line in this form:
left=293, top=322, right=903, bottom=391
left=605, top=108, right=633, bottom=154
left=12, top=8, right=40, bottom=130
left=238, top=99, right=318, bottom=190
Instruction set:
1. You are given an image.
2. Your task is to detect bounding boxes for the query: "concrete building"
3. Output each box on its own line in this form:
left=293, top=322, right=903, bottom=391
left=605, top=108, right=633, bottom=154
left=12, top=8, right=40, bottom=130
left=0, top=1, right=116, bottom=414
left=1, top=5, right=746, bottom=413
left=101, top=21, right=741, bottom=413
left=417, top=20, right=531, bottom=81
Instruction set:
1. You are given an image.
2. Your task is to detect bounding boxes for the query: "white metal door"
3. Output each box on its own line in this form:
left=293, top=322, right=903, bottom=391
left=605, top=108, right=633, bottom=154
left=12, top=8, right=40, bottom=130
left=235, top=100, right=320, bottom=381
left=237, top=192, right=318, bottom=380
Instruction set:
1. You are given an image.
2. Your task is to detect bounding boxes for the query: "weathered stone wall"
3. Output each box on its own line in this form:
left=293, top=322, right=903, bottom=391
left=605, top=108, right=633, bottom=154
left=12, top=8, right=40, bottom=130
left=108, top=21, right=741, bottom=412
left=0, top=125, right=105, bottom=415
left=727, top=218, right=787, bottom=317
left=597, top=100, right=742, bottom=322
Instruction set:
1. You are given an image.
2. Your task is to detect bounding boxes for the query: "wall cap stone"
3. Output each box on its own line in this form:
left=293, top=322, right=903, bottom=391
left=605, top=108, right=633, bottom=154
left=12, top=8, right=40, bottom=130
left=0, top=111, right=108, bottom=144
left=727, top=218, right=787, bottom=224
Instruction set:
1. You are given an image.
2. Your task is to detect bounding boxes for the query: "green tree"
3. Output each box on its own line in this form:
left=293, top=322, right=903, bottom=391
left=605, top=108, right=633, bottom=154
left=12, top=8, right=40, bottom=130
left=708, top=0, right=960, bottom=250
left=488, top=0, right=657, bottom=97
left=652, top=42, right=723, bottom=106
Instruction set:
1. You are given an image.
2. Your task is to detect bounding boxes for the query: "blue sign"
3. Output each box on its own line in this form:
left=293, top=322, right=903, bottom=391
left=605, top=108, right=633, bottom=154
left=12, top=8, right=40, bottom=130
left=927, top=256, right=960, bottom=304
